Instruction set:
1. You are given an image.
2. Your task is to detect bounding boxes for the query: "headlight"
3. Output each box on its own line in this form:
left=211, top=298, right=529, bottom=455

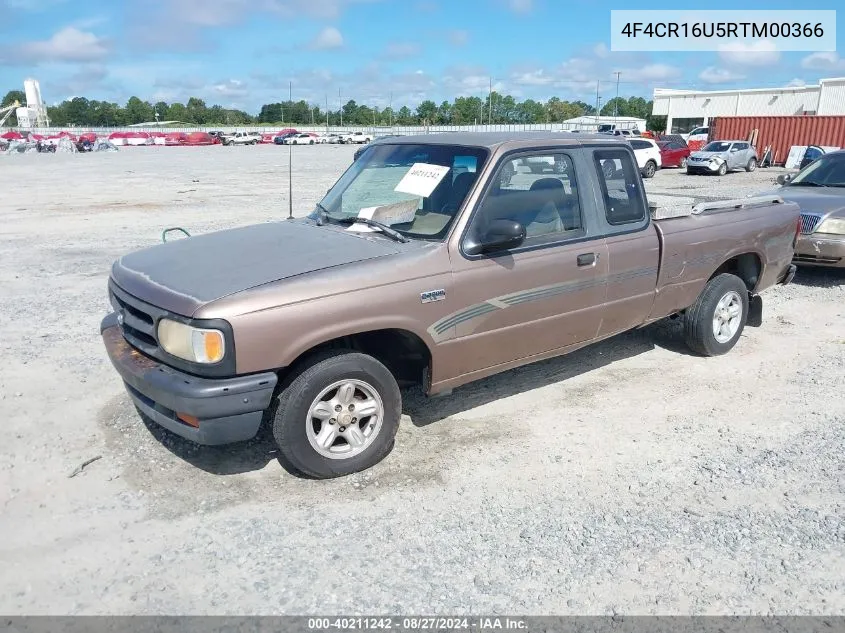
left=157, top=319, right=225, bottom=364
left=817, top=218, right=845, bottom=235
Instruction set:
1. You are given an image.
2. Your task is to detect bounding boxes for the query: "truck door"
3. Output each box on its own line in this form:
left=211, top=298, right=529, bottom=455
left=437, top=148, right=609, bottom=377
left=589, top=147, right=661, bottom=338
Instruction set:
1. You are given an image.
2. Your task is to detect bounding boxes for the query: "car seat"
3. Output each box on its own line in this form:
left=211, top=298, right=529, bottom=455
left=523, top=178, right=565, bottom=237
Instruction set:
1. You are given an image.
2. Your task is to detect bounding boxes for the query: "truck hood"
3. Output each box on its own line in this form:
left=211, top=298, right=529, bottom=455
left=755, top=185, right=845, bottom=217
left=110, top=219, right=405, bottom=316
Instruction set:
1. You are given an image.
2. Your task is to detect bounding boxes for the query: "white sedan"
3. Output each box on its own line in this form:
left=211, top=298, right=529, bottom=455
left=283, top=133, right=319, bottom=145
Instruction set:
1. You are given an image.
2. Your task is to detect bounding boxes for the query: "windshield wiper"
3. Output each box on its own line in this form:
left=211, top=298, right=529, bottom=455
left=337, top=216, right=409, bottom=243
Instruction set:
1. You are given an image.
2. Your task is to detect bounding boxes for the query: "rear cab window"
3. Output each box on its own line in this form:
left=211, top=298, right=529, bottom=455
left=593, top=149, right=648, bottom=228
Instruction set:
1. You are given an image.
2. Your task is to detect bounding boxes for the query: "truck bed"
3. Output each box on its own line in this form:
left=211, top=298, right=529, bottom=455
left=647, top=195, right=800, bottom=322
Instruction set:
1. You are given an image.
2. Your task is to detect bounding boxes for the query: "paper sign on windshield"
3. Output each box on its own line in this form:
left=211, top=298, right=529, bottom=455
left=345, top=199, right=419, bottom=233
left=394, top=163, right=450, bottom=198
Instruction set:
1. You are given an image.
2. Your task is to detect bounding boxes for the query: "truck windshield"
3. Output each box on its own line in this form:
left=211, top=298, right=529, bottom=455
left=702, top=141, right=731, bottom=152
left=788, top=153, right=845, bottom=187
left=311, top=143, right=489, bottom=240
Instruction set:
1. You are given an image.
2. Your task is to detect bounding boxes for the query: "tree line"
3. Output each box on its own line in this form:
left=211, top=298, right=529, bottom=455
left=2, top=89, right=665, bottom=130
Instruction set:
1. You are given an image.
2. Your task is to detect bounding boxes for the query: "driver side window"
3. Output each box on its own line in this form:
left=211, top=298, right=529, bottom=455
left=468, top=152, right=584, bottom=248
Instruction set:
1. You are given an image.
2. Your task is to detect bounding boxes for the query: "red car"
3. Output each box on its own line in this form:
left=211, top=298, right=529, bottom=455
left=657, top=140, right=691, bottom=168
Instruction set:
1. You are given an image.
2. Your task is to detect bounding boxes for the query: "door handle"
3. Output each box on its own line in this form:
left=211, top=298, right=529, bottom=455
left=577, top=252, right=597, bottom=267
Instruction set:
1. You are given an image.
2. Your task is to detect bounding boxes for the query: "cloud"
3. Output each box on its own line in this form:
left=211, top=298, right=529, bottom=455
left=506, top=0, right=532, bottom=13
left=717, top=39, right=780, bottom=66
left=593, top=42, right=610, bottom=59
left=130, top=0, right=375, bottom=28
left=414, top=0, right=437, bottom=11
left=801, top=51, right=845, bottom=71
left=124, top=0, right=372, bottom=51
left=384, top=42, right=421, bottom=59
left=442, top=65, right=503, bottom=94
left=52, top=64, right=110, bottom=97
left=447, top=29, right=469, bottom=47
left=785, top=78, right=807, bottom=87
left=309, top=26, right=344, bottom=50
left=1, top=27, right=111, bottom=65
left=511, top=69, right=555, bottom=87
left=211, top=79, right=250, bottom=98
left=616, top=63, right=681, bottom=83
left=698, top=66, right=745, bottom=84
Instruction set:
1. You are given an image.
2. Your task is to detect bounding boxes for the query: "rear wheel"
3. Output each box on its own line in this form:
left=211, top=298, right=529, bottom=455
left=683, top=273, right=749, bottom=356
left=745, top=157, right=757, bottom=172
left=643, top=160, right=657, bottom=178
left=272, top=351, right=401, bottom=478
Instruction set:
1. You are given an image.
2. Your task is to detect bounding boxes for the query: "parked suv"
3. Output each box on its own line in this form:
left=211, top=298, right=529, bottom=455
left=629, top=138, right=662, bottom=178
left=687, top=140, right=757, bottom=176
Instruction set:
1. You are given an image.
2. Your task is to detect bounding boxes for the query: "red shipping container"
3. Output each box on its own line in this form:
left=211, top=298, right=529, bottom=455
left=710, top=115, right=845, bottom=166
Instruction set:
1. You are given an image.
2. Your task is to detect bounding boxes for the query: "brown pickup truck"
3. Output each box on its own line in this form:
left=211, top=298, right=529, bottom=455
left=101, top=132, right=800, bottom=478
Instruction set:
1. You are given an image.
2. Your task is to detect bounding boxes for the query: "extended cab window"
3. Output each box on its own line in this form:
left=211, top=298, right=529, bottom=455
left=469, top=152, right=583, bottom=246
left=594, top=150, right=647, bottom=225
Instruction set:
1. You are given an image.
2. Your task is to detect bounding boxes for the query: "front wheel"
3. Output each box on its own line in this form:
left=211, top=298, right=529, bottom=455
left=679, top=156, right=688, bottom=169
left=746, top=157, right=757, bottom=172
left=716, top=162, right=728, bottom=176
left=683, top=273, right=749, bottom=356
left=272, top=351, right=401, bottom=478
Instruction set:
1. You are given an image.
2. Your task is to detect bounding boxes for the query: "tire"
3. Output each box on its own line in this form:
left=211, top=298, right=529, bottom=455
left=309, top=140, right=314, bottom=145
left=643, top=160, right=656, bottom=178
left=602, top=160, right=616, bottom=178
left=683, top=273, right=749, bottom=357
left=716, top=162, right=727, bottom=176
left=272, top=350, right=401, bottom=478
left=745, top=157, right=757, bottom=172
left=679, top=156, right=687, bottom=169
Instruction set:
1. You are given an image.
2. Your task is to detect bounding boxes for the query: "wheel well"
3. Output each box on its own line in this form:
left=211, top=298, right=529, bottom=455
left=710, top=253, right=762, bottom=292
left=283, top=329, right=432, bottom=389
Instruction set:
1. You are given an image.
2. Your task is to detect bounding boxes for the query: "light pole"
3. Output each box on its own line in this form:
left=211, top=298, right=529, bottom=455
left=614, top=72, right=621, bottom=119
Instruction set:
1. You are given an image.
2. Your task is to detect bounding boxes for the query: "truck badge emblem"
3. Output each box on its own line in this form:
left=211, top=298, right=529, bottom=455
left=420, top=289, right=446, bottom=304
left=117, top=311, right=124, bottom=326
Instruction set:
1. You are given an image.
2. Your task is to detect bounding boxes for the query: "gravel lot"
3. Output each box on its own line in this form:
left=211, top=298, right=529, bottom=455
left=1, top=144, right=843, bottom=616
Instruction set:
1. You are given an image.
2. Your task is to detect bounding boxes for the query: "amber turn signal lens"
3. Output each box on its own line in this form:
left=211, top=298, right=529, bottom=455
left=177, top=413, right=200, bottom=428
left=200, top=330, right=224, bottom=363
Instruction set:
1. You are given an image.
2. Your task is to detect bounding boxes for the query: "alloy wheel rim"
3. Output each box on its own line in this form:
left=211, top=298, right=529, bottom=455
left=712, top=291, right=743, bottom=344
left=306, top=379, right=384, bottom=460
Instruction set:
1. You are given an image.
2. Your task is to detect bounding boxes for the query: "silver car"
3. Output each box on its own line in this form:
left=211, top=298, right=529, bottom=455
left=686, top=140, right=758, bottom=176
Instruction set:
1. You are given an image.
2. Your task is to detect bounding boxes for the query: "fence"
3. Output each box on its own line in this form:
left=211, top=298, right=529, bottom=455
left=8, top=122, right=613, bottom=137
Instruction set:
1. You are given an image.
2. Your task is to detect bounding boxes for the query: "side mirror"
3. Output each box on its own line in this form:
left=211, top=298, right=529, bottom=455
left=776, top=173, right=791, bottom=185
left=464, top=219, right=526, bottom=256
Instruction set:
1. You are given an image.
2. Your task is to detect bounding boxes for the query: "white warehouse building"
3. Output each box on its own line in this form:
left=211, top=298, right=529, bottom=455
left=652, top=77, right=845, bottom=135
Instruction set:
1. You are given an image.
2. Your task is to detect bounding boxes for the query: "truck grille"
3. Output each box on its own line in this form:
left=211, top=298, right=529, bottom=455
left=108, top=280, right=166, bottom=358
left=800, top=212, right=824, bottom=234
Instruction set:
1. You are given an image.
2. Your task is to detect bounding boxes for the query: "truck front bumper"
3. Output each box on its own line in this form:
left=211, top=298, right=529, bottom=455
left=793, top=234, right=845, bottom=268
left=101, top=313, right=278, bottom=445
